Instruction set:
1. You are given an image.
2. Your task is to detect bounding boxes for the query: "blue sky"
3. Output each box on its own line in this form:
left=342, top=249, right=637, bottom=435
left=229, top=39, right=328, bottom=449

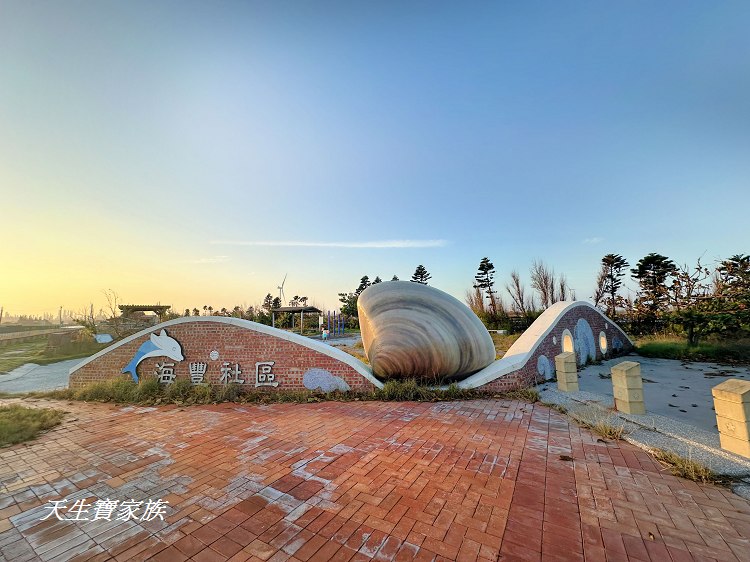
left=1, top=1, right=749, bottom=315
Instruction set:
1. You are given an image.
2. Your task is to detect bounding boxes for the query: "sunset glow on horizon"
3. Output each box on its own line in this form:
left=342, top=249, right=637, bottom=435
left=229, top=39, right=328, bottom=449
left=2, top=2, right=749, bottom=318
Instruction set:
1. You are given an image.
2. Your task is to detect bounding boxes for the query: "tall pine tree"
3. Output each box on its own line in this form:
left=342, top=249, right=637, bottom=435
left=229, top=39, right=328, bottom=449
left=601, top=254, right=629, bottom=318
left=631, top=253, right=676, bottom=325
left=410, top=265, right=432, bottom=285
left=473, top=257, right=497, bottom=315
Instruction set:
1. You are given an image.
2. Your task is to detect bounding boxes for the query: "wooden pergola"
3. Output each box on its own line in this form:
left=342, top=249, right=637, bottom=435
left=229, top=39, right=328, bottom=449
left=271, top=306, right=322, bottom=333
left=118, top=304, right=171, bottom=319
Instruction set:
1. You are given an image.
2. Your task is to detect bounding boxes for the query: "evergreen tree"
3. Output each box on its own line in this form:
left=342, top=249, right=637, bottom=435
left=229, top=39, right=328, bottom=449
left=391, top=275, right=399, bottom=281
left=338, top=292, right=358, bottom=316
left=717, top=254, right=750, bottom=299
left=372, top=276, right=382, bottom=284
left=271, top=297, right=281, bottom=309
left=601, top=254, right=629, bottom=318
left=339, top=275, right=372, bottom=317
left=355, top=276, right=371, bottom=295
left=631, top=253, right=676, bottom=326
left=262, top=293, right=274, bottom=312
left=714, top=254, right=750, bottom=333
left=473, top=257, right=497, bottom=315
left=410, top=265, right=432, bottom=285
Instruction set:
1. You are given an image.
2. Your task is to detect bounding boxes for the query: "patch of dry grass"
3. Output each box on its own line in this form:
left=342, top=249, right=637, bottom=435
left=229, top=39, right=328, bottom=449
left=652, top=449, right=731, bottom=485
left=0, top=404, right=66, bottom=447
left=563, top=405, right=628, bottom=441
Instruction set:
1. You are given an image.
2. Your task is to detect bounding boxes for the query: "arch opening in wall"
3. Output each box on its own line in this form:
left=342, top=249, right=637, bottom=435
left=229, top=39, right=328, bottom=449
left=599, top=331, right=608, bottom=355
left=561, top=329, right=574, bottom=353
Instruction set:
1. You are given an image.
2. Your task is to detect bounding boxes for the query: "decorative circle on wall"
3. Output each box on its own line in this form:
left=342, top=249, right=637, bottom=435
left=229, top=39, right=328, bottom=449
left=537, top=355, right=554, bottom=380
left=574, top=318, right=596, bottom=366
left=599, top=331, right=608, bottom=354
left=561, top=329, right=574, bottom=353
left=209, top=350, right=219, bottom=361
left=303, top=368, right=351, bottom=392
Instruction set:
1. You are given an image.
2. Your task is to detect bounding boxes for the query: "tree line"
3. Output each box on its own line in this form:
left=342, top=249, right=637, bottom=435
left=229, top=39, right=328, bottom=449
left=592, top=252, right=750, bottom=345
left=467, top=257, right=573, bottom=331
left=337, top=265, right=432, bottom=321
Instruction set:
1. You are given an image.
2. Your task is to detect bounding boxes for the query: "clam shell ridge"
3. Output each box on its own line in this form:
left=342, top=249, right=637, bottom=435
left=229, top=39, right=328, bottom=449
left=357, top=281, right=495, bottom=381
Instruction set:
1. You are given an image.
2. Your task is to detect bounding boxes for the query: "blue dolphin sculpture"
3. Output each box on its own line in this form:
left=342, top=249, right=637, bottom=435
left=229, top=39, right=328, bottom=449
left=122, top=329, right=184, bottom=382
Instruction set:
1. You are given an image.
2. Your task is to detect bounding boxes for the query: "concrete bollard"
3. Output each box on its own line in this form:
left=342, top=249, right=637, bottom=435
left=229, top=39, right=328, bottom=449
left=712, top=379, right=750, bottom=459
left=555, top=352, right=578, bottom=392
left=611, top=361, right=645, bottom=415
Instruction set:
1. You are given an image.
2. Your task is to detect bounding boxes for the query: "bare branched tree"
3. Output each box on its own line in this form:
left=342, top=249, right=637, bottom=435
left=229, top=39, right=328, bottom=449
left=530, top=260, right=571, bottom=309
left=506, top=270, right=529, bottom=315
left=465, top=286, right=487, bottom=316
left=530, top=260, right=554, bottom=309
left=75, top=303, right=97, bottom=335
left=592, top=265, right=607, bottom=309
left=103, top=289, right=122, bottom=337
left=557, top=273, right=570, bottom=302
left=669, top=258, right=712, bottom=312
left=488, top=290, right=507, bottom=317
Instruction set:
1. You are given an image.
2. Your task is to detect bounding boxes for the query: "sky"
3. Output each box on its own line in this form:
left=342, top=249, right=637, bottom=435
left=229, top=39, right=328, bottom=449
left=1, top=1, right=749, bottom=317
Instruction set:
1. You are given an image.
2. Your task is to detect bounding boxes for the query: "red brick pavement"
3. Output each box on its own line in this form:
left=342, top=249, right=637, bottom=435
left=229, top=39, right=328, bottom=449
left=1, top=399, right=749, bottom=561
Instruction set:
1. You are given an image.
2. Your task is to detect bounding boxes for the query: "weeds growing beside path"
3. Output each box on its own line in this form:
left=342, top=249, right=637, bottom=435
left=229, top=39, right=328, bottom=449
left=652, top=448, right=734, bottom=486
left=10, top=377, right=540, bottom=407
left=0, top=404, right=66, bottom=447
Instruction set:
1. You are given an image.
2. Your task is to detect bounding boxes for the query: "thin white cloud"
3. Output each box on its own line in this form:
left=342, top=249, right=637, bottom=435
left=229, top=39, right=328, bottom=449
left=582, top=237, right=604, bottom=245
left=188, top=255, right=230, bottom=264
left=211, top=239, right=448, bottom=249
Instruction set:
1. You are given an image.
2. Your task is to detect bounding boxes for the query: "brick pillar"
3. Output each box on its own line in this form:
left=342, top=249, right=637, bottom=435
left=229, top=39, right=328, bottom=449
left=712, top=379, right=750, bottom=459
left=611, top=361, right=645, bottom=415
left=555, top=352, right=578, bottom=392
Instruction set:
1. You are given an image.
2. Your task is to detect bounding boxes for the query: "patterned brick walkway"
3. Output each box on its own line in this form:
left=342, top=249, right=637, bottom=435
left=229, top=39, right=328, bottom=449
left=1, top=399, right=749, bottom=561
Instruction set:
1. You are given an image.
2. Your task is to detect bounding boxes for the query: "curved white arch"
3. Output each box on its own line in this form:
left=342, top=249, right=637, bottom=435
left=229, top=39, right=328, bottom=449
left=69, top=316, right=382, bottom=389
left=458, top=301, right=632, bottom=389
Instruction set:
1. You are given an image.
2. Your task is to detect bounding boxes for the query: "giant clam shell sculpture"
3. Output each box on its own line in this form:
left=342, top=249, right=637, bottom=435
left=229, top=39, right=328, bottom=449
left=357, top=281, right=495, bottom=382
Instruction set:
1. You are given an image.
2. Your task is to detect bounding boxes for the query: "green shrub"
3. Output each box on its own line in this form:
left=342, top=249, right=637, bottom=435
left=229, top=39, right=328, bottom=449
left=375, top=379, right=430, bottom=401
left=110, top=379, right=137, bottom=402
left=190, top=384, right=213, bottom=404
left=165, top=378, right=194, bottom=403
left=135, top=377, right=161, bottom=402
left=25, top=374, right=540, bottom=407
left=213, top=383, right=243, bottom=402
left=439, top=383, right=467, bottom=401
left=75, top=381, right=116, bottom=402
left=502, top=387, right=540, bottom=403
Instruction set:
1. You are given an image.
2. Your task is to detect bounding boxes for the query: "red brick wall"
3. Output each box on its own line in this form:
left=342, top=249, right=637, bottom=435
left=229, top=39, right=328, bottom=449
left=69, top=321, right=376, bottom=391
left=476, top=305, right=632, bottom=392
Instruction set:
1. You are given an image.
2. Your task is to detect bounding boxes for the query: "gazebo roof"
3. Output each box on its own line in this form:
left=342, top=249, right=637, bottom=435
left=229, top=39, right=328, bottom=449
left=118, top=304, right=171, bottom=314
left=271, top=306, right=322, bottom=314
